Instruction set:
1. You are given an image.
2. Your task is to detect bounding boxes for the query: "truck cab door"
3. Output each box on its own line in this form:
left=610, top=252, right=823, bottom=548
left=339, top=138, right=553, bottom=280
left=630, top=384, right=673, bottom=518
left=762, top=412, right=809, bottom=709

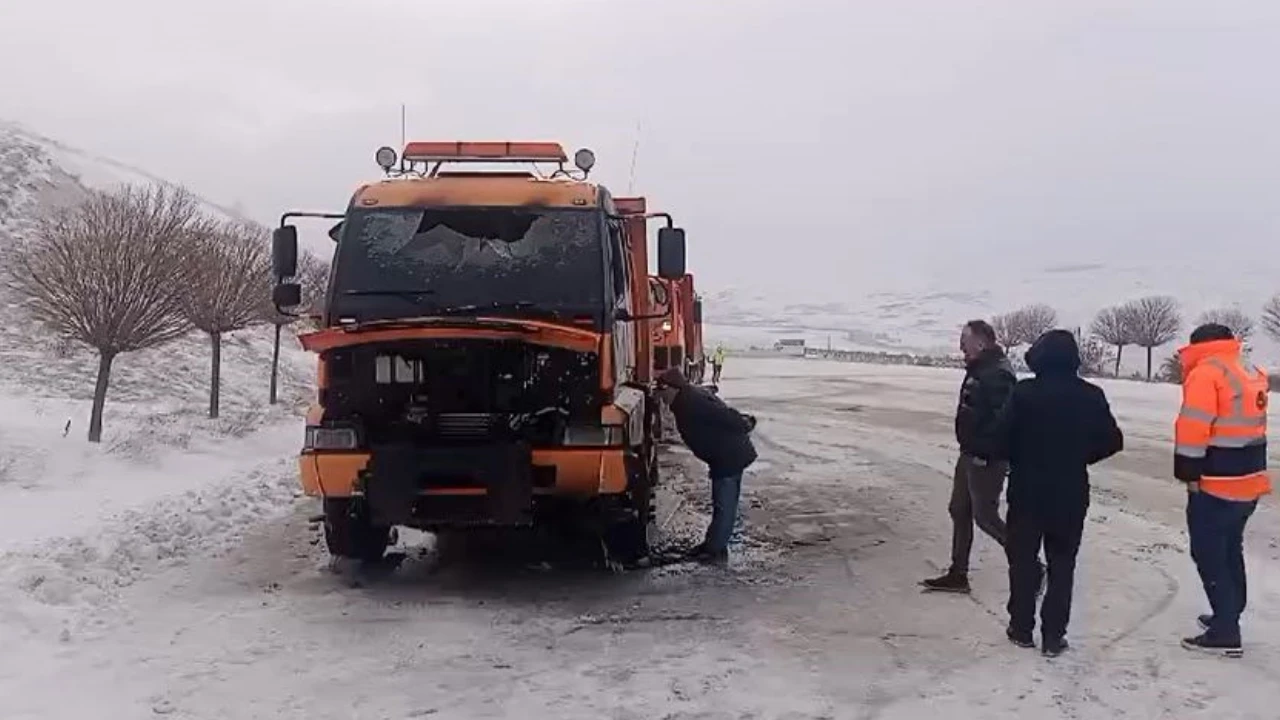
left=607, top=218, right=635, bottom=386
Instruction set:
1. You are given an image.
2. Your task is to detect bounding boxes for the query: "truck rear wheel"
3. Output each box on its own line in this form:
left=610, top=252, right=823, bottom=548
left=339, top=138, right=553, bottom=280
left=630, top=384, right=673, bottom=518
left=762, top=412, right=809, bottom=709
left=323, top=498, right=392, bottom=562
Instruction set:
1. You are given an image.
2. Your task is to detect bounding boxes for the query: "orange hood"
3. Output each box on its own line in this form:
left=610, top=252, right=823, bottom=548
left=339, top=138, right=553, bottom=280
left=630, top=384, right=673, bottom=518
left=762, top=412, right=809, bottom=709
left=1177, top=338, right=1242, bottom=375
left=298, top=317, right=601, bottom=354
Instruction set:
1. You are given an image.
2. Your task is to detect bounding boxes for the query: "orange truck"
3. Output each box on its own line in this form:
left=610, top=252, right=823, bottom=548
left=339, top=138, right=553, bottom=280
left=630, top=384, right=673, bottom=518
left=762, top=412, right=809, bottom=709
left=649, top=273, right=706, bottom=384
left=269, top=141, right=687, bottom=564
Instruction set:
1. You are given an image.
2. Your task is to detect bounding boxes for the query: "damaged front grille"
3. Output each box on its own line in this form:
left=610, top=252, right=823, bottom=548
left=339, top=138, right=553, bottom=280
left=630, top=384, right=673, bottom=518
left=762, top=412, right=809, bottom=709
left=434, top=413, right=502, bottom=441
left=320, top=337, right=601, bottom=446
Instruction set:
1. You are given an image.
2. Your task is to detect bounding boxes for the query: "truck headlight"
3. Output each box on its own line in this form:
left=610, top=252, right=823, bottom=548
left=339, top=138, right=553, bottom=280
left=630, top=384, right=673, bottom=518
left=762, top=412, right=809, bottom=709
left=562, top=425, right=625, bottom=447
left=304, top=425, right=359, bottom=451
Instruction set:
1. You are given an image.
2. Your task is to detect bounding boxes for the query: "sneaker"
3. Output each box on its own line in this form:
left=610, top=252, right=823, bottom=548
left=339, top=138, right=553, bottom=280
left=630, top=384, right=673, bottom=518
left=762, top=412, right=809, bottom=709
left=1181, top=633, right=1243, bottom=658
left=1042, top=637, right=1069, bottom=657
left=920, top=570, right=971, bottom=594
left=1006, top=626, right=1035, bottom=648
left=1196, top=614, right=1213, bottom=632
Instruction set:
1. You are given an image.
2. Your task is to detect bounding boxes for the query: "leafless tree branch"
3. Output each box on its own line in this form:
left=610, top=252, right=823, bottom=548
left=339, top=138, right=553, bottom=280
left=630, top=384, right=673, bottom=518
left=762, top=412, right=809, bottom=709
left=180, top=219, right=272, bottom=418
left=992, top=303, right=1059, bottom=351
left=1126, top=295, right=1182, bottom=380
left=6, top=184, right=202, bottom=440
left=1197, top=307, right=1255, bottom=344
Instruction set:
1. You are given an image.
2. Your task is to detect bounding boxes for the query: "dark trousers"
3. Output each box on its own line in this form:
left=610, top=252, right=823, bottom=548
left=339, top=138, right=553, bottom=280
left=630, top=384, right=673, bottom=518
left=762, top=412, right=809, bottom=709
left=1187, top=491, right=1257, bottom=642
left=711, top=363, right=723, bottom=384
left=1006, top=502, right=1085, bottom=640
left=948, top=454, right=1008, bottom=574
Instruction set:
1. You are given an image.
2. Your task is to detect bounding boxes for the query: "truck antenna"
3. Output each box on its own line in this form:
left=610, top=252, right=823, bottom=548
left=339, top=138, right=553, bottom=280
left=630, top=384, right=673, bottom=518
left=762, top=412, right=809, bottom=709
left=400, top=103, right=407, bottom=148
left=627, top=120, right=641, bottom=194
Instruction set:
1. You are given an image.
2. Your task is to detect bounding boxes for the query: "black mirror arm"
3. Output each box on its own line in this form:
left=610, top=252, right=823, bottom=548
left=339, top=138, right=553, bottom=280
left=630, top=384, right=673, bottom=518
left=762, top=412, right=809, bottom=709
left=616, top=305, right=675, bottom=322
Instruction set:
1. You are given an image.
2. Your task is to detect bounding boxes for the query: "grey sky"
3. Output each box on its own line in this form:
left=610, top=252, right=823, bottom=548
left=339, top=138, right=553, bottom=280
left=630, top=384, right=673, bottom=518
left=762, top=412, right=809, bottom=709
left=3, top=0, right=1279, bottom=298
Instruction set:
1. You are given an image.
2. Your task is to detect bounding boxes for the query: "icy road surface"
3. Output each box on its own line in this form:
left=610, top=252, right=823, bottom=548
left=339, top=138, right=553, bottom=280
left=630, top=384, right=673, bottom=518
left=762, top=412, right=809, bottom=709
left=3, top=357, right=1280, bottom=719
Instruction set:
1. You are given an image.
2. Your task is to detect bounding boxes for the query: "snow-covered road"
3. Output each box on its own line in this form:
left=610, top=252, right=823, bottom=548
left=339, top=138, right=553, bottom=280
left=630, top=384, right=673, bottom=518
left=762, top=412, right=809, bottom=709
left=2, top=357, right=1279, bottom=719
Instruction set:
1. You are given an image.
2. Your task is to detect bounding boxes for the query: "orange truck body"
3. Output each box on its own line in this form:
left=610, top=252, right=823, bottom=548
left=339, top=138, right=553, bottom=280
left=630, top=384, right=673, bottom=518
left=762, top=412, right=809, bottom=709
left=270, top=141, right=688, bottom=561
left=650, top=274, right=706, bottom=384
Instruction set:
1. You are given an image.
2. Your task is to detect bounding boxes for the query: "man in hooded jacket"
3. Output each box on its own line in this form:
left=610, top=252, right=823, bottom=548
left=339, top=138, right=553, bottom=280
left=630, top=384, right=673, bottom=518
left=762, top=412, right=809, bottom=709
left=992, top=329, right=1124, bottom=657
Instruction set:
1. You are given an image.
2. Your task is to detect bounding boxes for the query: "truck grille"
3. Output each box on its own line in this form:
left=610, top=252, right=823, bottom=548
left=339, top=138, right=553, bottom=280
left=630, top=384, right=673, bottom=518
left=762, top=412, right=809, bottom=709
left=434, top=413, right=504, bottom=441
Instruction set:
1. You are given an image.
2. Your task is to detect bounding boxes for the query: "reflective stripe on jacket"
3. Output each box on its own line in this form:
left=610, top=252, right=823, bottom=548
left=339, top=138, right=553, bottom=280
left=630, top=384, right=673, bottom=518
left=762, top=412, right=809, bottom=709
left=1174, top=338, right=1271, bottom=501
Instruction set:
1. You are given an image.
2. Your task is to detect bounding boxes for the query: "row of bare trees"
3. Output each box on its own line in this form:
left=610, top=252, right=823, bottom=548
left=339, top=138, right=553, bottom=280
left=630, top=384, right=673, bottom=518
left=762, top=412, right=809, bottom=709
left=7, top=184, right=329, bottom=442
left=995, top=295, right=1275, bottom=382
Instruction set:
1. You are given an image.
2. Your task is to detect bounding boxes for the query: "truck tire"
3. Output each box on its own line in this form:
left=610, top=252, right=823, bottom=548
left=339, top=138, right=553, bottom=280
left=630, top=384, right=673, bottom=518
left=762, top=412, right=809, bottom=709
left=323, top=498, right=392, bottom=562
left=605, top=449, right=657, bottom=566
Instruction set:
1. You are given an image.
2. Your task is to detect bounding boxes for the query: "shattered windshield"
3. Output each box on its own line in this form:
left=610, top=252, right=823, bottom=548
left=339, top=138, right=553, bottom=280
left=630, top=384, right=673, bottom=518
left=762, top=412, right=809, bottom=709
left=329, top=207, right=606, bottom=324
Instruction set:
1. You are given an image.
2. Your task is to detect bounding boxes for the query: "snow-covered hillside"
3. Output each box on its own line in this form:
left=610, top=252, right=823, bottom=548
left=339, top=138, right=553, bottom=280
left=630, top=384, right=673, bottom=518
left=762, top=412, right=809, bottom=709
left=0, top=120, right=314, bottom=415
left=701, top=260, right=1280, bottom=367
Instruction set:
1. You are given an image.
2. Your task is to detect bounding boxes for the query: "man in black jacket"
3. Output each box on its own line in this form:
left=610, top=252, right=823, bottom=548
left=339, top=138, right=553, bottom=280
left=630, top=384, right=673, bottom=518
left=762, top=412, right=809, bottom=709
left=657, top=368, right=758, bottom=564
left=991, top=329, right=1124, bottom=657
left=922, top=320, right=1018, bottom=594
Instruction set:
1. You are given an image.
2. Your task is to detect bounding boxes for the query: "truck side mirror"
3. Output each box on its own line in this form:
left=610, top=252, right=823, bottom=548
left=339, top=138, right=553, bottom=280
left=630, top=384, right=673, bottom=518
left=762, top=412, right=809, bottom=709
left=693, top=299, right=703, bottom=323
left=657, top=227, right=686, bottom=280
left=273, top=282, right=302, bottom=309
left=272, top=225, right=299, bottom=279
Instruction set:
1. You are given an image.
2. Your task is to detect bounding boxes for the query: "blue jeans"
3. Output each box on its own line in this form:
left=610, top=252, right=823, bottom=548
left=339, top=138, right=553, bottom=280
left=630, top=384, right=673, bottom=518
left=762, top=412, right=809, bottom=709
left=705, top=472, right=743, bottom=553
left=1187, top=491, right=1258, bottom=642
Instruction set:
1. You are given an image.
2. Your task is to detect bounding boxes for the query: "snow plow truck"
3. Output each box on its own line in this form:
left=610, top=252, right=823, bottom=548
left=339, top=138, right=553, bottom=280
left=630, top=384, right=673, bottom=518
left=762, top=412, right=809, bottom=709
left=649, top=273, right=705, bottom=384
left=269, top=141, right=688, bottom=565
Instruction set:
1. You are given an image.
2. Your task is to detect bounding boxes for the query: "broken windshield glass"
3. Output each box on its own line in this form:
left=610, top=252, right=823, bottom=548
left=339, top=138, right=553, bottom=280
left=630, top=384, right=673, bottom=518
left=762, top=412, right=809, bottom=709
left=329, top=207, right=605, bottom=324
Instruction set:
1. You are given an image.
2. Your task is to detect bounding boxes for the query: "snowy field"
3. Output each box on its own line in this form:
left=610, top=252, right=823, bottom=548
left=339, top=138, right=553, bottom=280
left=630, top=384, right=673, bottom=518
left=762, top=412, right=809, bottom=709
left=1, top=356, right=1279, bottom=718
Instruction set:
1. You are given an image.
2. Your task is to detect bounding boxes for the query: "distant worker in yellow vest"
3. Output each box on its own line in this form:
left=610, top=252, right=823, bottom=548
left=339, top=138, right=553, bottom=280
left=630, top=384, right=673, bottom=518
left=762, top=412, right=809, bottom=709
left=711, top=345, right=727, bottom=385
left=1174, top=323, right=1271, bottom=658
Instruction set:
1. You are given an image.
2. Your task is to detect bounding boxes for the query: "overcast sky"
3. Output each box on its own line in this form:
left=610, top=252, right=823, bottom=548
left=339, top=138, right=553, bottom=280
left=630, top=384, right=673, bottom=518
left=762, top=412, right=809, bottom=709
left=3, top=0, right=1279, bottom=298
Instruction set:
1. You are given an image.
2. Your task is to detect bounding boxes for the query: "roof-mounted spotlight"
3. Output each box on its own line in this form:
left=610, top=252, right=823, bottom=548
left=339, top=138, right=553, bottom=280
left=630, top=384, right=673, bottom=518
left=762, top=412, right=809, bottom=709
left=573, top=148, right=596, bottom=175
left=375, top=146, right=398, bottom=172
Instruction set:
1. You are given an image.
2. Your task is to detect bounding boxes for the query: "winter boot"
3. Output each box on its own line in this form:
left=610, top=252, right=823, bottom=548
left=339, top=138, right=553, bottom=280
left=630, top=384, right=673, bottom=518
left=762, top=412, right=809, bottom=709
left=1181, top=633, right=1243, bottom=658
left=1006, top=626, right=1035, bottom=649
left=920, top=570, right=970, bottom=594
left=1042, top=636, right=1069, bottom=658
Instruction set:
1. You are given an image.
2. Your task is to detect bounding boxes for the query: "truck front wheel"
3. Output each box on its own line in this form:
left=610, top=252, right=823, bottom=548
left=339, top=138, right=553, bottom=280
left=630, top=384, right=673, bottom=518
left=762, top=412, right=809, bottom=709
left=323, top=498, right=392, bottom=562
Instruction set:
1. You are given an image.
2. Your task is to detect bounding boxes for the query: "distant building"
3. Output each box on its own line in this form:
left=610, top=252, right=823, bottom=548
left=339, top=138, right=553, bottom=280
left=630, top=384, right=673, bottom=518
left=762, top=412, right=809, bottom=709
left=774, top=338, right=806, bottom=356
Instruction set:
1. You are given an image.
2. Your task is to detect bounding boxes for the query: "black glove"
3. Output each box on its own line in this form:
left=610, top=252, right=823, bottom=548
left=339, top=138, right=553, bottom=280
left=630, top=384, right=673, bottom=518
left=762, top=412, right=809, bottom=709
left=745, top=414, right=757, bottom=431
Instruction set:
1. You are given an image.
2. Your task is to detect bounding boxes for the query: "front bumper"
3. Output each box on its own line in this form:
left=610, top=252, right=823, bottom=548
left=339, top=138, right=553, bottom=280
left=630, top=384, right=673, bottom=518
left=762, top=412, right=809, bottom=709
left=299, top=446, right=629, bottom=499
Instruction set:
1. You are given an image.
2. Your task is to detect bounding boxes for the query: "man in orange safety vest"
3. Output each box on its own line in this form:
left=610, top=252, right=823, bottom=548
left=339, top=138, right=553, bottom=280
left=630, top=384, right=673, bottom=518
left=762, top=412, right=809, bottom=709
left=1174, top=323, right=1271, bottom=658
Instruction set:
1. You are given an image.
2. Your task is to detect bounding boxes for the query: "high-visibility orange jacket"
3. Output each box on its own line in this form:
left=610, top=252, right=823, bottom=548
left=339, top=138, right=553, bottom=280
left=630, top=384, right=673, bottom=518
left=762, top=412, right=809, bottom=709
left=1174, top=338, right=1271, bottom=501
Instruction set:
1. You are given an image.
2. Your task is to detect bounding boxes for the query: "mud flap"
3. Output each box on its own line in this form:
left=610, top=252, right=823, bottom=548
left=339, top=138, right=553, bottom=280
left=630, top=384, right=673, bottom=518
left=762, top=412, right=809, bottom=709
left=362, top=444, right=534, bottom=527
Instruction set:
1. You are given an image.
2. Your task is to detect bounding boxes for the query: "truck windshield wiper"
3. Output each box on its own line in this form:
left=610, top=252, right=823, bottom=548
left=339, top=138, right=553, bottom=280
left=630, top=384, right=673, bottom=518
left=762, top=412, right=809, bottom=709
left=434, top=301, right=543, bottom=316
left=342, top=289, right=436, bottom=297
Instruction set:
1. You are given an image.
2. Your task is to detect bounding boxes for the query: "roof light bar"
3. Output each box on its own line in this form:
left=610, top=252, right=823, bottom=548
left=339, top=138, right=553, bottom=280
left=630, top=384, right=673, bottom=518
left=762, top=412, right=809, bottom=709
left=401, top=141, right=568, bottom=163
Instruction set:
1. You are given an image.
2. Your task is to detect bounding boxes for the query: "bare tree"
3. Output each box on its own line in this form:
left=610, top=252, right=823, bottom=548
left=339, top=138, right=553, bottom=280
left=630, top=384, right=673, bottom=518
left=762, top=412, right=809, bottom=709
left=1089, top=305, right=1138, bottom=377
left=1197, top=307, right=1255, bottom=344
left=1019, top=304, right=1058, bottom=342
left=992, top=304, right=1059, bottom=351
left=181, top=220, right=272, bottom=419
left=7, top=185, right=201, bottom=441
left=991, top=312, right=1019, bottom=353
left=1074, top=327, right=1115, bottom=378
left=266, top=251, right=330, bottom=405
left=1263, top=295, right=1280, bottom=343
left=1127, top=296, right=1182, bottom=381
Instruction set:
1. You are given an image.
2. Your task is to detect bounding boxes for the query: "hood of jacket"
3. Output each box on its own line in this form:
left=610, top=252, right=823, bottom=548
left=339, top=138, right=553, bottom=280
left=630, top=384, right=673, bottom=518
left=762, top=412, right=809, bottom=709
left=1025, top=329, right=1081, bottom=376
left=1177, top=338, right=1242, bottom=375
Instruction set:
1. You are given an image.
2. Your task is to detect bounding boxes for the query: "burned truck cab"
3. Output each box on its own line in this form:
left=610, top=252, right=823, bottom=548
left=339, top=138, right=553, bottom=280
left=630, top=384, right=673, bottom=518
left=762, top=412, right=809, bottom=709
left=271, top=141, right=687, bottom=562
